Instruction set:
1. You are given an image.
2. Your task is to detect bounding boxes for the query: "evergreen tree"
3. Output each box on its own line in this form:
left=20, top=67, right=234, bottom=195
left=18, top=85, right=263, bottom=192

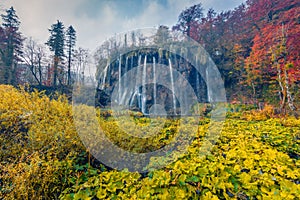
left=0, top=26, right=5, bottom=82
left=66, top=25, right=76, bottom=85
left=0, top=6, right=23, bottom=85
left=46, top=20, right=65, bottom=86
left=154, top=25, right=171, bottom=45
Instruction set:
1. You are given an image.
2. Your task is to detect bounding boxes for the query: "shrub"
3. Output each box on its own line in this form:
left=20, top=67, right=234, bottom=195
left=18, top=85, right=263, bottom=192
left=1, top=85, right=299, bottom=199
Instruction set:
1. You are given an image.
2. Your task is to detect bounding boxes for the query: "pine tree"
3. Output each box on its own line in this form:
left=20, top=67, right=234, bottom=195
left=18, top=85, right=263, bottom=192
left=66, top=25, right=76, bottom=85
left=46, top=20, right=65, bottom=86
left=154, top=25, right=171, bottom=45
left=0, top=6, right=23, bottom=85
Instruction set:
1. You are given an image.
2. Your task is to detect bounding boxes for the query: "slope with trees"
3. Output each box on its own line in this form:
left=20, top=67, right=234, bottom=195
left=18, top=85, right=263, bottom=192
left=172, top=0, right=299, bottom=113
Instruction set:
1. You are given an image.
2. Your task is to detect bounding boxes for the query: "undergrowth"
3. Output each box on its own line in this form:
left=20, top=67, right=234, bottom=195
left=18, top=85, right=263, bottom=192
left=0, top=85, right=299, bottom=199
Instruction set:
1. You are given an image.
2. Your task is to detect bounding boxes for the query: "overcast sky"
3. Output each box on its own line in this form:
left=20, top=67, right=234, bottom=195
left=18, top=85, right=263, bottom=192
left=1, top=0, right=245, bottom=52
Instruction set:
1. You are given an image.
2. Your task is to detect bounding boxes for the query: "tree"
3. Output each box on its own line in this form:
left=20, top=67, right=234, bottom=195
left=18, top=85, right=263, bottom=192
left=66, top=25, right=76, bottom=85
left=74, top=47, right=89, bottom=84
left=173, top=3, right=204, bottom=38
left=271, top=24, right=297, bottom=115
left=35, top=43, right=47, bottom=85
left=197, top=9, right=242, bottom=91
left=21, top=37, right=47, bottom=85
left=197, top=8, right=217, bottom=47
left=22, top=38, right=40, bottom=84
left=0, top=6, right=23, bottom=85
left=154, top=25, right=171, bottom=45
left=46, top=20, right=65, bottom=86
left=243, top=0, right=300, bottom=105
left=0, top=26, right=5, bottom=81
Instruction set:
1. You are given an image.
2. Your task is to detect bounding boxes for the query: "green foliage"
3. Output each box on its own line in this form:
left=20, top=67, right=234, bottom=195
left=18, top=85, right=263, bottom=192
left=46, top=20, right=65, bottom=86
left=46, top=20, right=65, bottom=57
left=66, top=25, right=76, bottom=85
left=0, top=6, right=23, bottom=85
left=0, top=85, right=93, bottom=199
left=61, top=110, right=300, bottom=199
left=0, top=85, right=299, bottom=199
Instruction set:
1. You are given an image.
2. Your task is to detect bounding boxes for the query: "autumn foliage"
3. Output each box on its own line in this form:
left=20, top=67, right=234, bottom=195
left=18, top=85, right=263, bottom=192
left=1, top=85, right=299, bottom=199
left=173, top=0, right=299, bottom=112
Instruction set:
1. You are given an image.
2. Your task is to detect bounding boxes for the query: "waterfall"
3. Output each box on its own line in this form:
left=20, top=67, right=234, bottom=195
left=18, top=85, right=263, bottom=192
left=129, top=55, right=135, bottom=107
left=120, top=56, right=129, bottom=104
left=125, top=56, right=129, bottom=81
left=195, top=55, right=200, bottom=99
left=131, top=55, right=133, bottom=71
left=206, top=67, right=211, bottom=102
left=136, top=55, right=142, bottom=109
left=101, top=62, right=109, bottom=90
left=141, top=55, right=147, bottom=114
left=118, top=56, right=122, bottom=104
left=153, top=57, right=157, bottom=115
left=168, top=58, right=177, bottom=114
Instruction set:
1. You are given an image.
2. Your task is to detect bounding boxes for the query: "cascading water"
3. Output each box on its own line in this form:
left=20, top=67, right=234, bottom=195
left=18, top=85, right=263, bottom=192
left=129, top=55, right=137, bottom=107
left=118, top=56, right=122, bottom=104
left=135, top=55, right=142, bottom=109
left=195, top=55, right=201, bottom=98
left=206, top=66, right=211, bottom=102
left=101, top=62, right=109, bottom=90
left=99, top=51, right=210, bottom=115
left=120, top=56, right=129, bottom=104
left=168, top=58, right=177, bottom=114
left=141, top=56, right=147, bottom=114
left=125, top=56, right=129, bottom=77
left=153, top=57, right=157, bottom=115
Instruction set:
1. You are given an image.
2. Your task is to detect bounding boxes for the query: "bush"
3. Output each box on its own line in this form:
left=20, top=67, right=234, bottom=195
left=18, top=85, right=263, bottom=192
left=0, top=85, right=92, bottom=199
left=0, top=85, right=299, bottom=199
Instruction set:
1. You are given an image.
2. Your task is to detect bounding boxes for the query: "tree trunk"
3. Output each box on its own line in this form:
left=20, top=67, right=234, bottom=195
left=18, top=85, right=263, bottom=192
left=53, top=56, right=58, bottom=86
left=29, top=64, right=41, bottom=85
left=67, top=46, right=71, bottom=85
left=38, top=59, right=42, bottom=85
left=283, top=66, right=297, bottom=113
left=276, top=59, right=285, bottom=113
left=251, top=82, right=257, bottom=105
left=47, top=64, right=51, bottom=86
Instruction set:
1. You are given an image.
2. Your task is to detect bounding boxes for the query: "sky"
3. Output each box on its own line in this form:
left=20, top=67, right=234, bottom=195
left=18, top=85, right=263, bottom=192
left=1, top=0, right=245, bottom=52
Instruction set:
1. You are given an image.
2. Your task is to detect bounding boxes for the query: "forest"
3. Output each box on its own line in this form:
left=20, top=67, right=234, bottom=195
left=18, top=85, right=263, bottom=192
left=0, top=0, right=299, bottom=199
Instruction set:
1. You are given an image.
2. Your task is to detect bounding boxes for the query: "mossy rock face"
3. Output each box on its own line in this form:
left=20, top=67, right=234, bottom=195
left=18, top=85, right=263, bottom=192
left=95, top=88, right=111, bottom=107
left=97, top=48, right=209, bottom=111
